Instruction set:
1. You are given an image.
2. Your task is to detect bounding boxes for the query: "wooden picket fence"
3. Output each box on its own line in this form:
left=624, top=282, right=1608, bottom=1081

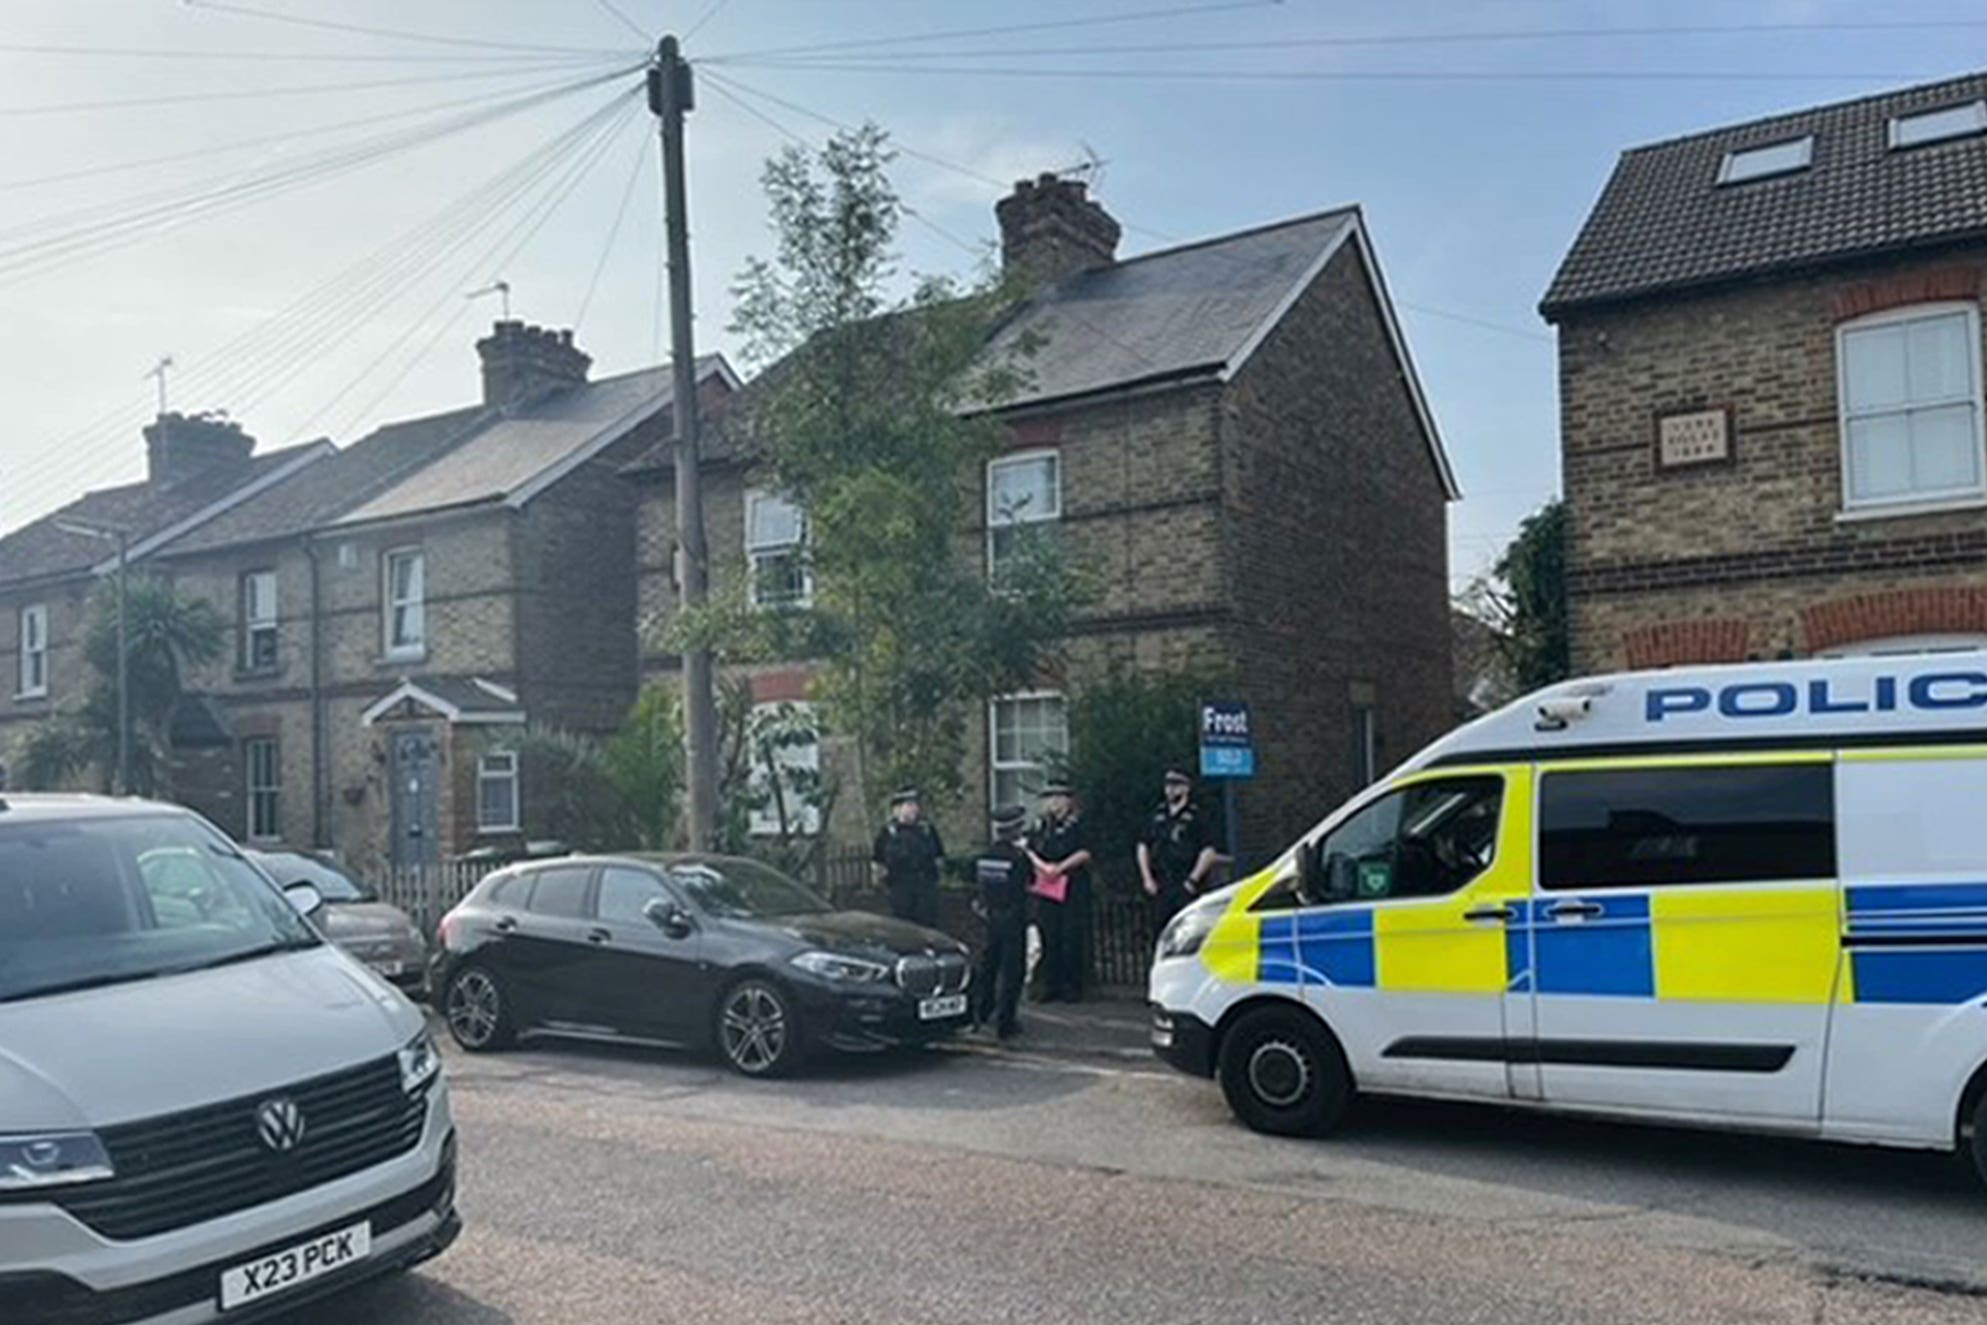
left=364, top=861, right=501, bottom=940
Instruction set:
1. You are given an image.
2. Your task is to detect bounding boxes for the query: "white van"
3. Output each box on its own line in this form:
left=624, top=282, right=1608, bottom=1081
left=1150, top=655, right=1987, bottom=1182
left=0, top=795, right=458, bottom=1321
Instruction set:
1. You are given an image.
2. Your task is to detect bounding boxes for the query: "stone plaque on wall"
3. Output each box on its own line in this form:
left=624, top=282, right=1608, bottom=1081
left=1655, top=408, right=1732, bottom=470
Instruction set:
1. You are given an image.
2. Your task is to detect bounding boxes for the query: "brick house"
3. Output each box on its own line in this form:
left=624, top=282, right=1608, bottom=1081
left=0, top=321, right=735, bottom=866
left=633, top=174, right=1458, bottom=857
left=1543, top=73, right=1987, bottom=671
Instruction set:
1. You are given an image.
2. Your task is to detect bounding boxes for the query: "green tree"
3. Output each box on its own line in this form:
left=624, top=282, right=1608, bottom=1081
left=678, top=125, right=1082, bottom=823
left=508, top=682, right=685, bottom=851
left=20, top=574, right=224, bottom=795
left=1060, top=669, right=1226, bottom=886
left=1467, top=498, right=1570, bottom=691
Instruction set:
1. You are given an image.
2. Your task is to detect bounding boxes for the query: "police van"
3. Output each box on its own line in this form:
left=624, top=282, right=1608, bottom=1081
left=1149, top=655, right=1987, bottom=1182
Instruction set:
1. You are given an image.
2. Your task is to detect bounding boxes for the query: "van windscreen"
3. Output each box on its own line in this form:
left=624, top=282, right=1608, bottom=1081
left=0, top=814, right=320, bottom=1003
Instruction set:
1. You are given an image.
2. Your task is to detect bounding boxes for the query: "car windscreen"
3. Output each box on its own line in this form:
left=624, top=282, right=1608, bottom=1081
left=254, top=851, right=371, bottom=902
left=668, top=858, right=832, bottom=919
left=0, top=814, right=320, bottom=1004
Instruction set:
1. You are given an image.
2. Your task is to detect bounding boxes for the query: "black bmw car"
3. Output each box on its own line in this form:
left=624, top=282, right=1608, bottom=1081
left=432, top=853, right=972, bottom=1075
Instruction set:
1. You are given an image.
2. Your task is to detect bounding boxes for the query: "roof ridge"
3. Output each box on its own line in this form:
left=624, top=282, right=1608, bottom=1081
left=1621, top=68, right=1987, bottom=157
left=1087, top=203, right=1360, bottom=274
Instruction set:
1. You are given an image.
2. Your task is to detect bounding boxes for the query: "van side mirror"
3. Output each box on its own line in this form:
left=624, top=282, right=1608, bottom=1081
left=644, top=897, right=694, bottom=940
left=282, top=881, right=325, bottom=918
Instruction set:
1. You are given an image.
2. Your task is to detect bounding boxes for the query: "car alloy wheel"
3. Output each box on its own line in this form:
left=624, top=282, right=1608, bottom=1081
left=719, top=980, right=793, bottom=1076
left=445, top=967, right=509, bottom=1051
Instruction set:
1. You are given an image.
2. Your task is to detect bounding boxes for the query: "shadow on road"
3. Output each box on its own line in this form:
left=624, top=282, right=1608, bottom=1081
left=281, top=1268, right=509, bottom=1324
left=1337, top=1093, right=1979, bottom=1212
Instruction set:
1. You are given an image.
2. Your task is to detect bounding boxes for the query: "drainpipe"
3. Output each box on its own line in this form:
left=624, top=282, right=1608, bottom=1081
left=305, top=538, right=329, bottom=849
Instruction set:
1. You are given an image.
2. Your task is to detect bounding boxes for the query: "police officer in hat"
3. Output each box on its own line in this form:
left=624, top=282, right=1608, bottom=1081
left=972, top=804, right=1031, bottom=1039
left=1138, top=766, right=1217, bottom=928
left=872, top=787, right=945, bottom=929
left=1028, top=781, right=1094, bottom=1002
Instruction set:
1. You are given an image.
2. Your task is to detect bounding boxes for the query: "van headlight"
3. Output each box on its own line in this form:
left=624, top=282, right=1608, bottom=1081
left=0, top=1133, right=113, bottom=1191
left=398, top=1031, right=442, bottom=1095
left=791, top=951, right=891, bottom=983
left=1156, top=903, right=1221, bottom=961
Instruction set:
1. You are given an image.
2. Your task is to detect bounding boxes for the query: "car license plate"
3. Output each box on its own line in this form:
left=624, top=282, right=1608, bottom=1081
left=219, top=1221, right=370, bottom=1311
left=918, top=993, right=968, bottom=1021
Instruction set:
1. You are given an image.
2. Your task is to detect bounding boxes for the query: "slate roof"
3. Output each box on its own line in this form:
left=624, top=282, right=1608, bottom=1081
left=1542, top=71, right=1987, bottom=317
left=985, top=208, right=1359, bottom=410
left=0, top=441, right=330, bottom=589
left=157, top=356, right=729, bottom=555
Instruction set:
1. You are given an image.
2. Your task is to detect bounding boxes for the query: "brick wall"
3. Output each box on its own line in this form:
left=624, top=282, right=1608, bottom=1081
left=1223, top=239, right=1454, bottom=850
left=0, top=578, right=93, bottom=784
left=1558, top=244, right=1987, bottom=671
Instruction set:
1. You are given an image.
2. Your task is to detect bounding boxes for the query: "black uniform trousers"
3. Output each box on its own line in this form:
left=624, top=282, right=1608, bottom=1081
left=889, top=879, right=941, bottom=931
left=1034, top=884, right=1091, bottom=1000
left=974, top=910, right=1027, bottom=1034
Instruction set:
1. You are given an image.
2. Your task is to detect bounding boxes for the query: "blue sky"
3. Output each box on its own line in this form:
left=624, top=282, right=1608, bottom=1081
left=2, top=0, right=1984, bottom=592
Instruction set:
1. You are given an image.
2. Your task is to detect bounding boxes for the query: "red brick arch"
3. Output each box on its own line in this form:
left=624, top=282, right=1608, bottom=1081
left=1802, top=588, right=1987, bottom=654
left=1622, top=617, right=1752, bottom=670
left=1830, top=265, right=1982, bottom=323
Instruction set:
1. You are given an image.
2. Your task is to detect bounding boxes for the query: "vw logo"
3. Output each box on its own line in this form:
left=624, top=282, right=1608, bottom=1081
left=255, top=1097, right=307, bottom=1154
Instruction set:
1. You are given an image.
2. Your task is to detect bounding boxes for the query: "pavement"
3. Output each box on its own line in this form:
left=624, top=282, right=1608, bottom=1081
left=270, top=1001, right=1987, bottom=1324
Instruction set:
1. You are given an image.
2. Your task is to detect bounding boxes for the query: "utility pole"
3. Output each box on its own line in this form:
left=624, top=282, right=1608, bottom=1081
left=650, top=35, right=718, bottom=850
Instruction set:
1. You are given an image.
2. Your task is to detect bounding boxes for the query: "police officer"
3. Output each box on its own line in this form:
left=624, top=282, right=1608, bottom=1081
left=872, top=788, right=945, bottom=929
left=972, top=804, right=1031, bottom=1039
left=1028, top=782, right=1094, bottom=1003
left=1138, top=767, right=1217, bottom=928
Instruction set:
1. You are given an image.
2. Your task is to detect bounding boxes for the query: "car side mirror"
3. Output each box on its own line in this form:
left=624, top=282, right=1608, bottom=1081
left=283, top=881, right=325, bottom=918
left=644, top=897, right=694, bottom=940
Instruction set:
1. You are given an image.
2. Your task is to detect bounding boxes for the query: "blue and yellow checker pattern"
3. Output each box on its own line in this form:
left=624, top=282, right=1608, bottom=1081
left=1200, top=763, right=1987, bottom=1009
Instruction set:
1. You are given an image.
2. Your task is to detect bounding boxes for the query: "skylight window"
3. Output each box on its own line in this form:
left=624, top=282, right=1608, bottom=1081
left=1717, top=136, right=1813, bottom=185
left=1889, top=100, right=1987, bottom=150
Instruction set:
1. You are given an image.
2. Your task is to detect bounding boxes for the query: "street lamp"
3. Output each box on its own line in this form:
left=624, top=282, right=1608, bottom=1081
left=54, top=516, right=131, bottom=796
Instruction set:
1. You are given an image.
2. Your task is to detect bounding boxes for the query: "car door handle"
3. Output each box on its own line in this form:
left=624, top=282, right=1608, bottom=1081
left=1546, top=901, right=1604, bottom=921
left=1462, top=904, right=1516, bottom=923
left=586, top=927, right=611, bottom=945
left=493, top=916, right=517, bottom=933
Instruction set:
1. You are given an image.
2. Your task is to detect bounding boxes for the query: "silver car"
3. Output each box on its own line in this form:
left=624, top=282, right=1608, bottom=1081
left=0, top=794, right=458, bottom=1322
left=248, top=850, right=430, bottom=1001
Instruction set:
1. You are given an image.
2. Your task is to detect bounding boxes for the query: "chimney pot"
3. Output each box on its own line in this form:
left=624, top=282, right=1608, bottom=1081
left=995, top=172, right=1121, bottom=287
left=142, top=411, right=255, bottom=488
left=475, top=319, right=591, bottom=409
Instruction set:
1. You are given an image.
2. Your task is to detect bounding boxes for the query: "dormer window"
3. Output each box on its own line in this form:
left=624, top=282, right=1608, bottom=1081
left=1717, top=136, right=1813, bottom=185
left=1889, top=100, right=1987, bottom=150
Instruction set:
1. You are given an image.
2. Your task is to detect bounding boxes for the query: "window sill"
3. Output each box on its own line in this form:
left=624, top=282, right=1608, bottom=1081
left=379, top=649, right=427, bottom=667
left=1835, top=495, right=1987, bottom=524
left=11, top=690, right=47, bottom=703
left=234, top=666, right=285, bottom=684
left=477, top=825, right=521, bottom=836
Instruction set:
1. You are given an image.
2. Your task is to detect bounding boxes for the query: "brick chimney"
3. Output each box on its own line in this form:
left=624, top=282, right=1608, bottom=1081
left=475, top=320, right=591, bottom=409
left=995, top=173, right=1122, bottom=286
left=142, top=411, right=254, bottom=488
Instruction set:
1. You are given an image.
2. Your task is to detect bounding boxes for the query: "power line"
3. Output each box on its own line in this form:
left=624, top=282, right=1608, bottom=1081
left=703, top=0, right=1277, bottom=63
left=0, top=63, right=636, bottom=196
left=593, top=0, right=653, bottom=44
left=683, top=0, right=734, bottom=44
left=180, top=0, right=631, bottom=57
left=0, top=55, right=633, bottom=119
left=703, top=71, right=1552, bottom=352
left=742, top=17, right=1987, bottom=65
left=575, top=129, right=653, bottom=331
left=0, top=41, right=631, bottom=64
left=721, top=59, right=1948, bottom=86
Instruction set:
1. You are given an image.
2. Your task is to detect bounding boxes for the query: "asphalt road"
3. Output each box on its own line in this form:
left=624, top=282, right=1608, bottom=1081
left=284, top=1033, right=1987, bottom=1324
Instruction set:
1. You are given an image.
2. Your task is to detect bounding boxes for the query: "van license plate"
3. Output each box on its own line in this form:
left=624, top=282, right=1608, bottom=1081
left=219, top=1221, right=370, bottom=1311
left=919, top=994, right=968, bottom=1021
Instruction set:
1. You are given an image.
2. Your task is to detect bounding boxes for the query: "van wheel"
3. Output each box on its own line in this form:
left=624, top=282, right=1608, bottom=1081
left=1964, top=1089, right=1987, bottom=1188
left=443, top=965, right=515, bottom=1052
left=1217, top=1005, right=1350, bottom=1137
